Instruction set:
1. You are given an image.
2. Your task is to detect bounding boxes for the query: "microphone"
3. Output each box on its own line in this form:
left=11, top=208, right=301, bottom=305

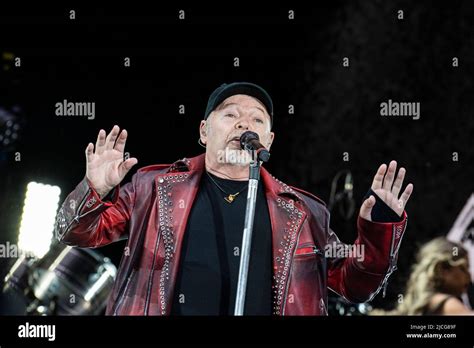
left=328, top=170, right=355, bottom=220
left=239, top=131, right=271, bottom=162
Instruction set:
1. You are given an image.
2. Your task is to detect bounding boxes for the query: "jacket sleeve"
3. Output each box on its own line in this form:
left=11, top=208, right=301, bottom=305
left=326, top=212, right=407, bottom=303
left=54, top=174, right=137, bottom=248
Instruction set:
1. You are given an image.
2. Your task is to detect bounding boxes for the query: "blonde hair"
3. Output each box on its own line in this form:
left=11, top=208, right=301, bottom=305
left=373, top=237, right=468, bottom=315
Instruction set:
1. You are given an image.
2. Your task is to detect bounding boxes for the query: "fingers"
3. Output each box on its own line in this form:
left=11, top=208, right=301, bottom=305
left=371, top=164, right=387, bottom=191
left=391, top=167, right=406, bottom=198
left=359, top=195, right=376, bottom=221
left=105, top=125, right=120, bottom=151
left=114, top=129, right=128, bottom=153
left=95, top=129, right=106, bottom=155
left=382, top=160, right=397, bottom=190
left=399, top=183, right=414, bottom=209
left=118, top=158, right=138, bottom=179
left=85, top=143, right=94, bottom=162
left=94, top=126, right=126, bottom=155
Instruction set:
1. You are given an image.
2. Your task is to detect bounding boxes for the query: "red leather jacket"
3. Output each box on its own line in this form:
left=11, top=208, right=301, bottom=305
left=55, top=153, right=407, bottom=315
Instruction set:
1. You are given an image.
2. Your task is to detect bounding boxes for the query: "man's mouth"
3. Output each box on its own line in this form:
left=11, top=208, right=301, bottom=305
left=228, top=136, right=242, bottom=145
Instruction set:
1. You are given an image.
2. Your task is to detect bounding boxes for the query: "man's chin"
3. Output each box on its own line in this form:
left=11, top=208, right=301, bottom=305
left=216, top=147, right=252, bottom=166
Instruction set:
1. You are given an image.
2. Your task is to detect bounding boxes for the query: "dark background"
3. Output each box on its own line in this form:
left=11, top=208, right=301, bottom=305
left=0, top=1, right=473, bottom=312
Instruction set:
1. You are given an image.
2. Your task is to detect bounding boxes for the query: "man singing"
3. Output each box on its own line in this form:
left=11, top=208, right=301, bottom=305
left=55, top=82, right=413, bottom=315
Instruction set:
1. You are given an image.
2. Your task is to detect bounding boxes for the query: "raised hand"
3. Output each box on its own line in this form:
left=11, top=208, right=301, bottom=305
left=85, top=125, right=138, bottom=198
left=359, top=160, right=413, bottom=221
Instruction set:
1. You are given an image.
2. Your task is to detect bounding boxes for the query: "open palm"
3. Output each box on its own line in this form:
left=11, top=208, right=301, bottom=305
left=85, top=125, right=138, bottom=198
left=359, top=160, right=413, bottom=221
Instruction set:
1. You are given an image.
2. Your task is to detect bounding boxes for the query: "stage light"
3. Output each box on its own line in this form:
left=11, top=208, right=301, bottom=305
left=0, top=106, right=22, bottom=151
left=18, top=182, right=61, bottom=259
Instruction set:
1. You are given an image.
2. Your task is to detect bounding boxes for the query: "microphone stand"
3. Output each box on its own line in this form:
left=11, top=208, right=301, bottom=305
left=234, top=156, right=262, bottom=316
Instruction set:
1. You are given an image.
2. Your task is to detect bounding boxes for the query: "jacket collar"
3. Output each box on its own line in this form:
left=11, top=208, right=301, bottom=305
left=166, top=153, right=305, bottom=203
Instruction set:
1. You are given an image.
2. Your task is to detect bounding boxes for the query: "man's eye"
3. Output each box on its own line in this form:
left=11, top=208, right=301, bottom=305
left=255, top=118, right=264, bottom=124
left=225, top=113, right=235, bottom=118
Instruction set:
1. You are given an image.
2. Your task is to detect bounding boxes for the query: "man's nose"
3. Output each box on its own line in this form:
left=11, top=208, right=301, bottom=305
left=236, top=119, right=250, bottom=130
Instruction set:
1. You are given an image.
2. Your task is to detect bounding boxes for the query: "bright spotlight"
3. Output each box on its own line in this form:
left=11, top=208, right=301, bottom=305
left=18, top=182, right=61, bottom=259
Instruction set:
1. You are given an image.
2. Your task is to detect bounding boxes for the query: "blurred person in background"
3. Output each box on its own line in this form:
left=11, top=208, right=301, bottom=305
left=373, top=237, right=473, bottom=315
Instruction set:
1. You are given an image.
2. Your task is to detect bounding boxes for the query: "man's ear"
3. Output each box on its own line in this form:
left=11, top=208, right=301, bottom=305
left=199, top=120, right=207, bottom=144
left=266, top=131, right=275, bottom=150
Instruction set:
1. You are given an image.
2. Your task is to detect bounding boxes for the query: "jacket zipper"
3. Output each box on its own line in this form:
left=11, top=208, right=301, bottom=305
left=144, top=231, right=161, bottom=315
left=295, top=244, right=327, bottom=315
left=143, top=183, right=160, bottom=315
left=113, top=269, right=136, bottom=315
left=281, top=214, right=307, bottom=315
left=381, top=222, right=407, bottom=297
left=62, top=188, right=92, bottom=236
left=63, top=187, right=107, bottom=238
left=295, top=245, right=322, bottom=257
left=370, top=222, right=404, bottom=300
left=381, top=225, right=398, bottom=296
left=320, top=298, right=328, bottom=315
left=114, top=184, right=156, bottom=315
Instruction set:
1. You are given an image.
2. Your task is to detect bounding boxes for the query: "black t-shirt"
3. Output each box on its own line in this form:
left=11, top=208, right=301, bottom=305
left=170, top=171, right=272, bottom=315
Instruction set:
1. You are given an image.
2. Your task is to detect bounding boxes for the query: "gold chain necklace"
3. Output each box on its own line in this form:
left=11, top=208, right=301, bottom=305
left=206, top=172, right=248, bottom=203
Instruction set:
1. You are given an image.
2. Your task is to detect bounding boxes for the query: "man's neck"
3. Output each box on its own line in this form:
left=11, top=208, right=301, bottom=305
left=205, top=153, right=249, bottom=181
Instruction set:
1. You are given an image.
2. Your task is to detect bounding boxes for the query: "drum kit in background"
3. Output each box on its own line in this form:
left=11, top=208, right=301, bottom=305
left=2, top=242, right=117, bottom=315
